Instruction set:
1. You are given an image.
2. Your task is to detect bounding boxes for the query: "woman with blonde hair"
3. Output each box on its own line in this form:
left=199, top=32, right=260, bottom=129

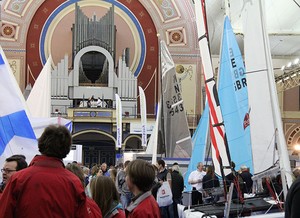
left=90, top=176, right=125, bottom=218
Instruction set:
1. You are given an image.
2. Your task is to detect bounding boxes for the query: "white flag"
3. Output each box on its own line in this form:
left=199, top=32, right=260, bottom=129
left=138, top=86, right=147, bottom=147
left=115, top=94, right=122, bottom=148
left=0, top=47, right=38, bottom=170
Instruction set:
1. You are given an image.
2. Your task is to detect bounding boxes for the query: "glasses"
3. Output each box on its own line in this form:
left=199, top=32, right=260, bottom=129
left=1, top=169, right=17, bottom=173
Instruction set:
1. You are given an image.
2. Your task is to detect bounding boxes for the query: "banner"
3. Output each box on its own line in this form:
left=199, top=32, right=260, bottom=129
left=115, top=94, right=122, bottom=148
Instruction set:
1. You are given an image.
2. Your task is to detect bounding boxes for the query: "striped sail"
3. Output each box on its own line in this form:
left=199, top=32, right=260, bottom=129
left=194, top=0, right=231, bottom=176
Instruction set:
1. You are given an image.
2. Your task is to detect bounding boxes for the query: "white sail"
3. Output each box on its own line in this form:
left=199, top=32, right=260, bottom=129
left=242, top=0, right=292, bottom=188
left=146, top=102, right=160, bottom=165
left=26, top=56, right=52, bottom=118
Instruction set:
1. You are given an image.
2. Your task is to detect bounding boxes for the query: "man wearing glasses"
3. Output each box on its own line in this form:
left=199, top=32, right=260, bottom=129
left=0, top=155, right=28, bottom=192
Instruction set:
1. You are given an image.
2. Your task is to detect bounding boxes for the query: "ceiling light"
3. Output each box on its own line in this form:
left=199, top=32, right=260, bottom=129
left=287, top=62, right=292, bottom=68
left=294, top=58, right=299, bottom=65
left=281, top=65, right=285, bottom=71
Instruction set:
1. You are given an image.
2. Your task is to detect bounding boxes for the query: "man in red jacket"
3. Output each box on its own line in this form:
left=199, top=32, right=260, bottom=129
left=0, top=125, right=100, bottom=218
left=125, top=159, right=160, bottom=218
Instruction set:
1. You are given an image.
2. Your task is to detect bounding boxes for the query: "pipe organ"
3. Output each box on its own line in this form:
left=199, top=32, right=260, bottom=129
left=72, top=3, right=115, bottom=86
left=51, top=3, right=137, bottom=116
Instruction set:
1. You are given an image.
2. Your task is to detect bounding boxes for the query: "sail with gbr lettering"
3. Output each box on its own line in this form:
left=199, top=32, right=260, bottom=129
left=218, top=16, right=253, bottom=173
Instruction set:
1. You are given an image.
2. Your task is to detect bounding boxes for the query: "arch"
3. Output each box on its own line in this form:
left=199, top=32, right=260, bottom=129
left=73, top=46, right=115, bottom=87
left=124, top=134, right=142, bottom=144
left=73, top=129, right=116, bottom=144
left=124, top=134, right=144, bottom=151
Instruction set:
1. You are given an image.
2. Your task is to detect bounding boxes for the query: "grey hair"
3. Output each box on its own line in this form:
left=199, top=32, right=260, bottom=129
left=172, top=164, right=180, bottom=172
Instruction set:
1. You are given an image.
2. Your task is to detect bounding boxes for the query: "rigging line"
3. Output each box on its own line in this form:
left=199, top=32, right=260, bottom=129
left=27, top=64, right=36, bottom=82
left=136, top=69, right=156, bottom=98
left=293, top=0, right=300, bottom=8
left=244, top=68, right=281, bottom=74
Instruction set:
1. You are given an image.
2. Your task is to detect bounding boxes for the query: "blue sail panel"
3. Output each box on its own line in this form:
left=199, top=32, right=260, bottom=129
left=218, top=16, right=253, bottom=173
left=184, top=103, right=209, bottom=191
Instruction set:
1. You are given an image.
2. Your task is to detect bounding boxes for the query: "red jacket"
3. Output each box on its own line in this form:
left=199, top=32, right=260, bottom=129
left=112, top=208, right=125, bottom=218
left=0, top=155, right=101, bottom=218
left=126, top=191, right=160, bottom=218
left=86, top=197, right=103, bottom=217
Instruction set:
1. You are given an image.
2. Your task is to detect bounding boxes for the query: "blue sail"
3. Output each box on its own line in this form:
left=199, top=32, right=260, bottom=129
left=184, top=103, right=209, bottom=191
left=218, top=16, right=253, bottom=173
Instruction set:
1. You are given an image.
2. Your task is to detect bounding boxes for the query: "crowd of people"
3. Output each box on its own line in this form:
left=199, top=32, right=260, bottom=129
left=0, top=125, right=184, bottom=218
left=1, top=124, right=300, bottom=217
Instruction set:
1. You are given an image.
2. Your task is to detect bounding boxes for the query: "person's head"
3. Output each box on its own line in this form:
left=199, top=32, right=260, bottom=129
left=126, top=159, right=155, bottom=194
left=156, top=159, right=165, bottom=171
left=2, top=155, right=28, bottom=185
left=38, top=125, right=72, bottom=159
left=206, top=165, right=215, bottom=177
left=90, top=176, right=119, bottom=217
left=66, top=163, right=85, bottom=187
left=230, top=161, right=236, bottom=170
left=82, top=166, right=90, bottom=177
left=117, top=162, right=124, bottom=170
left=109, top=168, right=117, bottom=182
left=197, top=162, right=204, bottom=172
left=100, top=162, right=108, bottom=172
left=124, top=160, right=130, bottom=169
left=240, top=165, right=248, bottom=172
left=293, top=168, right=300, bottom=178
left=172, top=164, right=180, bottom=172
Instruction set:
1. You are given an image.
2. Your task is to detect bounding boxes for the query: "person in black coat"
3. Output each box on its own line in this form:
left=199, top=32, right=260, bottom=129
left=239, top=165, right=253, bottom=194
left=170, top=163, right=184, bottom=218
left=202, top=165, right=220, bottom=203
left=285, top=176, right=300, bottom=218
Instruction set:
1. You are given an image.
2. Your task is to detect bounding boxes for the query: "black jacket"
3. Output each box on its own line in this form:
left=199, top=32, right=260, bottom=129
left=171, top=170, right=184, bottom=199
left=285, top=177, right=300, bottom=218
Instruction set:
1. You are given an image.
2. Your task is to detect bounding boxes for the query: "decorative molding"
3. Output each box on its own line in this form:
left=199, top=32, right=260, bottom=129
left=0, top=20, right=19, bottom=41
left=8, top=58, right=21, bottom=84
left=285, top=122, right=300, bottom=149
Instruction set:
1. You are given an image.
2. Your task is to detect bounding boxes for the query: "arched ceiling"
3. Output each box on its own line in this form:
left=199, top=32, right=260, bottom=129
left=1, top=0, right=299, bottom=85
left=1, top=0, right=299, bottom=58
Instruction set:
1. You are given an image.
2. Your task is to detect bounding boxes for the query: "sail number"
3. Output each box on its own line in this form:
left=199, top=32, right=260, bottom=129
left=230, top=48, right=247, bottom=91
left=166, top=93, right=184, bottom=116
